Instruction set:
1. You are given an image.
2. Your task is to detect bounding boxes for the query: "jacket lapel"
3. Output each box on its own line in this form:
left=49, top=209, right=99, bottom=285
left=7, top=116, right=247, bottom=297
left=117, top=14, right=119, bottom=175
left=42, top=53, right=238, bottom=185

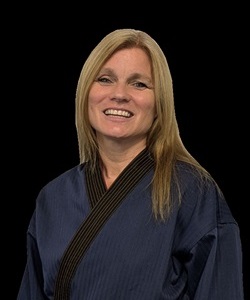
left=54, top=148, right=154, bottom=300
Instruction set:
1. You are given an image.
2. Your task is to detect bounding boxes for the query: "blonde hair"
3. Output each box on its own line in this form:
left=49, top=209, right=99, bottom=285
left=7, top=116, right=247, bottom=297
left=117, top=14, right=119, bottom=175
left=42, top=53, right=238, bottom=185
left=76, top=29, right=212, bottom=220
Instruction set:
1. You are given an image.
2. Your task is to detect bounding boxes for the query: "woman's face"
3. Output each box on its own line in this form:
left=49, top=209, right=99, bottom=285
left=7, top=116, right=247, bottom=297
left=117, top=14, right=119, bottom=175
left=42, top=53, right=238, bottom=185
left=88, top=47, right=156, bottom=145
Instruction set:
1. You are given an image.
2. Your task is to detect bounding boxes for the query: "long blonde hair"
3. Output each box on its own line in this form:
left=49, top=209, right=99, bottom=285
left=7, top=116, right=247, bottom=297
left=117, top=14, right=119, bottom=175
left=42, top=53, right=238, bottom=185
left=75, top=29, right=212, bottom=220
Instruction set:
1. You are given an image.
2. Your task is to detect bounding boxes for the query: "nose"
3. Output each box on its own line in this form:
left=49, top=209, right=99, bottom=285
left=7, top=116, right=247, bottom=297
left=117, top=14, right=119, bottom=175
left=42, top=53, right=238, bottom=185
left=110, top=83, right=131, bottom=102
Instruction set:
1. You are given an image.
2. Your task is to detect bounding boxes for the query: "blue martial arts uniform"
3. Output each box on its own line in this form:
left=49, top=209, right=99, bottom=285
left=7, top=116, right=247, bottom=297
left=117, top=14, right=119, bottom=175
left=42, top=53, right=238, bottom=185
left=17, top=149, right=244, bottom=299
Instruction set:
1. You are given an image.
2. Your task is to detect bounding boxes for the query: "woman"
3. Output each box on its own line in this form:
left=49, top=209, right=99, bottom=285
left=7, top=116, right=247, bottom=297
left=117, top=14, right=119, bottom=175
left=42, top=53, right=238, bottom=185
left=17, top=29, right=244, bottom=299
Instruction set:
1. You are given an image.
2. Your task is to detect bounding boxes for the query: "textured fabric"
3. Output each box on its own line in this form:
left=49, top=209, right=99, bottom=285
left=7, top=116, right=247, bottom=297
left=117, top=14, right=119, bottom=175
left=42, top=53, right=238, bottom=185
left=54, top=149, right=154, bottom=299
left=17, top=154, right=244, bottom=299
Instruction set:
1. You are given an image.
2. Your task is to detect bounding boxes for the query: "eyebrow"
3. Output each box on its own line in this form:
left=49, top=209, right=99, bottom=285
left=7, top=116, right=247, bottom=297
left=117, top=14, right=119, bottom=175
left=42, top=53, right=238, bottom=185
left=98, top=68, right=153, bottom=84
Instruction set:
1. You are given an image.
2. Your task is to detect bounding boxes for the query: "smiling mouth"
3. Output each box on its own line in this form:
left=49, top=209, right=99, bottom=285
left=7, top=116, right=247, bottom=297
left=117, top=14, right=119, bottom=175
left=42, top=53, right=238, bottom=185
left=104, top=109, right=133, bottom=118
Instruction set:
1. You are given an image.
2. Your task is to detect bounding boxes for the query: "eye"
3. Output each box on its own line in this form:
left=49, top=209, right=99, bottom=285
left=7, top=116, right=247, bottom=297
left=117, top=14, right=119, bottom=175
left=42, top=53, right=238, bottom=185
left=96, top=76, right=113, bottom=84
left=133, top=81, right=148, bottom=89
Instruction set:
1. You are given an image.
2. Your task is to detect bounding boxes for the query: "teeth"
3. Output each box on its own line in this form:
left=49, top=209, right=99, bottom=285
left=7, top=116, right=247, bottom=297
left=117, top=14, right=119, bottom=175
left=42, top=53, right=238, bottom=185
left=104, top=109, right=131, bottom=117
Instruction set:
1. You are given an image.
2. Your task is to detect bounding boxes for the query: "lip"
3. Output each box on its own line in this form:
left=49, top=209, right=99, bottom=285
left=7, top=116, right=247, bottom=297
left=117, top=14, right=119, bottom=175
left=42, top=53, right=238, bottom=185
left=103, top=108, right=134, bottom=118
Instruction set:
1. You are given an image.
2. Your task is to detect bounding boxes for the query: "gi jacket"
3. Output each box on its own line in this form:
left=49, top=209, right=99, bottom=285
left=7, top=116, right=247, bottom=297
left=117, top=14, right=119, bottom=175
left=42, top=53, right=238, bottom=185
left=17, top=149, right=244, bottom=299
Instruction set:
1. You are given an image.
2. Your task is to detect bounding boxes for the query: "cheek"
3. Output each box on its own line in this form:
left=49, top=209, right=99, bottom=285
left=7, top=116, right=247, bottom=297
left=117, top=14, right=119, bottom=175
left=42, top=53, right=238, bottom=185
left=88, top=103, right=98, bottom=126
left=88, top=93, right=97, bottom=123
left=88, top=88, right=98, bottom=105
left=88, top=88, right=102, bottom=118
left=144, top=100, right=156, bottom=119
left=88, top=81, right=105, bottom=103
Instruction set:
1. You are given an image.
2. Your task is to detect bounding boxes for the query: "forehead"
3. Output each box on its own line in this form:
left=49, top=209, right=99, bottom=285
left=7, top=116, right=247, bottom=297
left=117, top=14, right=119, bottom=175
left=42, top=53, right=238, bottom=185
left=102, top=48, right=152, bottom=74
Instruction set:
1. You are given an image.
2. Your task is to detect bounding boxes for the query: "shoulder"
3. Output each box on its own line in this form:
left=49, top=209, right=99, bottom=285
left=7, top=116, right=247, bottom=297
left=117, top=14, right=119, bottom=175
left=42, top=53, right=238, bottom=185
left=174, top=161, right=218, bottom=196
left=37, top=163, right=86, bottom=198
left=174, top=161, right=236, bottom=226
left=173, top=161, right=239, bottom=249
left=27, top=164, right=87, bottom=236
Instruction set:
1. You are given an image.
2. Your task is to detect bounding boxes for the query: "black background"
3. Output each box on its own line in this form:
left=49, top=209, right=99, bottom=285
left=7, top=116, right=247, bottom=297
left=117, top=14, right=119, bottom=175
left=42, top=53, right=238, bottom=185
left=8, top=5, right=248, bottom=299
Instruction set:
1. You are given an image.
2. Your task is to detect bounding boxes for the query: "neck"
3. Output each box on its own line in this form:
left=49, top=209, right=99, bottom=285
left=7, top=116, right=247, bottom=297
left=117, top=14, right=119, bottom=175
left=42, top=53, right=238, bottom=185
left=98, top=144, right=147, bottom=189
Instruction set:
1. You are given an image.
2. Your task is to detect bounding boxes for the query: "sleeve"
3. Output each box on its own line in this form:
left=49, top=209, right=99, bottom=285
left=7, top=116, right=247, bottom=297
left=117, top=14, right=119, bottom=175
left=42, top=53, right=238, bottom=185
left=172, top=169, right=245, bottom=300
left=185, top=222, right=244, bottom=299
left=17, top=213, right=49, bottom=300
